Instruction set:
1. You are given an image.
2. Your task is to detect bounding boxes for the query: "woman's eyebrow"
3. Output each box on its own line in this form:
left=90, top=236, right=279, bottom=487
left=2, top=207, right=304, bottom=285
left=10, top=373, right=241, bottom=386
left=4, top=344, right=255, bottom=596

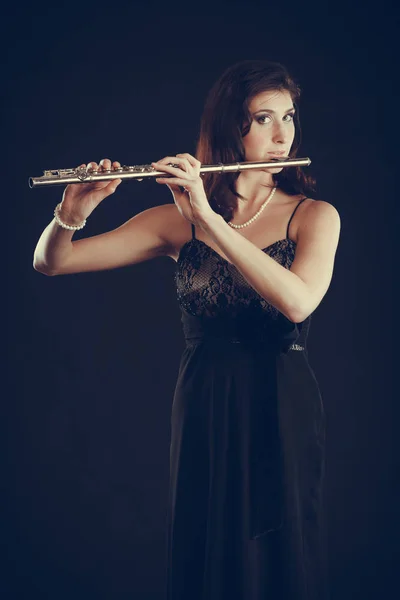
left=253, top=107, right=295, bottom=115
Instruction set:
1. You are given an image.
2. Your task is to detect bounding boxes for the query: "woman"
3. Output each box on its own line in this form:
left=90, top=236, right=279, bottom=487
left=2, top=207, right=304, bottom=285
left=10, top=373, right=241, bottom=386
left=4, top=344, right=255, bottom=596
left=34, top=60, right=341, bottom=600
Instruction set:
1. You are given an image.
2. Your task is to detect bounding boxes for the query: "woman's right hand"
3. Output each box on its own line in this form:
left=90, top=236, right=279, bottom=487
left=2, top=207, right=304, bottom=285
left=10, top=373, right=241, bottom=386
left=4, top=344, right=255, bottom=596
left=59, top=158, right=122, bottom=225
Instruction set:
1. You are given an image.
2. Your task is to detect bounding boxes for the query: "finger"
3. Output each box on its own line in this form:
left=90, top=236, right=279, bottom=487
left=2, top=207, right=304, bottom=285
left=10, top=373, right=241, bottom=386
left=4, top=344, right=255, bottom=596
left=152, top=161, right=188, bottom=176
left=154, top=156, right=183, bottom=164
left=87, top=162, right=99, bottom=171
left=99, top=158, right=112, bottom=170
left=153, top=157, right=189, bottom=170
left=176, top=153, right=201, bottom=169
left=156, top=179, right=183, bottom=196
left=112, top=161, right=121, bottom=168
left=176, top=153, right=199, bottom=166
left=156, top=176, right=190, bottom=189
left=107, top=178, right=122, bottom=191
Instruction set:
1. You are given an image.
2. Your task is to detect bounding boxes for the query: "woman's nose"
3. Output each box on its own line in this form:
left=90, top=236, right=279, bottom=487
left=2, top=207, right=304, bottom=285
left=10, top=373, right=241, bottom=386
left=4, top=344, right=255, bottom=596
left=272, top=123, right=289, bottom=143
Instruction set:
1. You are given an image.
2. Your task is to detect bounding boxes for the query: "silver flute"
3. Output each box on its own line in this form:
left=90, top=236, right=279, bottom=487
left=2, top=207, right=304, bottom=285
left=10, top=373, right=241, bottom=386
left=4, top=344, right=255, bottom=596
left=28, top=157, right=311, bottom=188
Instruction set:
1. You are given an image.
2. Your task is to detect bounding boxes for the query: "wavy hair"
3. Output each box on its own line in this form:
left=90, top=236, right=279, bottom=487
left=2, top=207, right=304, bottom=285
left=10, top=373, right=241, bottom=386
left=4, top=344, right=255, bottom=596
left=195, top=59, right=317, bottom=221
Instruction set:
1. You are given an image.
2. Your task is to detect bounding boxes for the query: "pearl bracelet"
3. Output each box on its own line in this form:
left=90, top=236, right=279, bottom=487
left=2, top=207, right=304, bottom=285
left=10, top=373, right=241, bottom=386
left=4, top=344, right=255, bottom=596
left=54, top=203, right=87, bottom=231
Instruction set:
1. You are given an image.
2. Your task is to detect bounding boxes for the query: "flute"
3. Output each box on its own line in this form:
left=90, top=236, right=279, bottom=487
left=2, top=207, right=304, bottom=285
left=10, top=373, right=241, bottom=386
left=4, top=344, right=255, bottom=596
left=28, top=157, right=311, bottom=188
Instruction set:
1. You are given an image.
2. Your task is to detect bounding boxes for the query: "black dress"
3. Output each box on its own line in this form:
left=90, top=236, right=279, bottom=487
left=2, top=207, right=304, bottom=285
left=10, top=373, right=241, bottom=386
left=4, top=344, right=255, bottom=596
left=166, top=197, right=329, bottom=600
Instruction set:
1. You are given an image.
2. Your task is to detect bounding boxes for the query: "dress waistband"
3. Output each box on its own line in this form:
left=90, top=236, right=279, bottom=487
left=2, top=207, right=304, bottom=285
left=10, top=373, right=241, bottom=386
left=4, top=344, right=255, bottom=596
left=181, top=312, right=305, bottom=352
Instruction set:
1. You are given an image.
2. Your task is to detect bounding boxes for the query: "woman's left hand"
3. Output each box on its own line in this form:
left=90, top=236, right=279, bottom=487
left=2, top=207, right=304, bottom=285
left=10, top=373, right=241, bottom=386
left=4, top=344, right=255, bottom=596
left=152, top=153, right=217, bottom=226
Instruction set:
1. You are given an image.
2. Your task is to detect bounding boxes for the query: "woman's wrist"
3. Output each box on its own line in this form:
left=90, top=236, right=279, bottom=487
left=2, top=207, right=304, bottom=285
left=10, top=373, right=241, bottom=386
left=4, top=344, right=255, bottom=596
left=57, top=201, right=86, bottom=226
left=195, top=209, right=224, bottom=231
left=54, top=202, right=87, bottom=230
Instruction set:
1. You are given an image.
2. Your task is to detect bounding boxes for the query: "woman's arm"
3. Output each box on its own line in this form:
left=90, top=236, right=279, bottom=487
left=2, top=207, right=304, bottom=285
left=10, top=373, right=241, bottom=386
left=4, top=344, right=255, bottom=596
left=33, top=203, right=175, bottom=276
left=33, top=157, right=177, bottom=276
left=197, top=200, right=341, bottom=323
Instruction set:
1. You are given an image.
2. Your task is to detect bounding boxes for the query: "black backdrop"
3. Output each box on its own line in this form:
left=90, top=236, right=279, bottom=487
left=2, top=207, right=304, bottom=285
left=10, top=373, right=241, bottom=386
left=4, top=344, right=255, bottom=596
left=3, top=1, right=399, bottom=599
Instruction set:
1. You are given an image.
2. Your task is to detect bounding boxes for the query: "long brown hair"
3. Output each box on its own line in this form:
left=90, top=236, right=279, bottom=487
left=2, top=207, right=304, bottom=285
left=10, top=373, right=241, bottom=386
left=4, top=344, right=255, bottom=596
left=195, top=59, right=317, bottom=222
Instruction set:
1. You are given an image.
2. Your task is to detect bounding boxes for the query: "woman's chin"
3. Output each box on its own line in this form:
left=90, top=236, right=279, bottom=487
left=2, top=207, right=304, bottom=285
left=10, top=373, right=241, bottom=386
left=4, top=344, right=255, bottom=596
left=263, top=166, right=283, bottom=173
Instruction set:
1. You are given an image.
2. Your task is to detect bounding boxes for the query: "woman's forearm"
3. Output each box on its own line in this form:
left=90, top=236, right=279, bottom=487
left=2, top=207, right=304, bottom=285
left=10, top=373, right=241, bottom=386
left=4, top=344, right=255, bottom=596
left=33, top=218, right=76, bottom=275
left=197, top=212, right=307, bottom=322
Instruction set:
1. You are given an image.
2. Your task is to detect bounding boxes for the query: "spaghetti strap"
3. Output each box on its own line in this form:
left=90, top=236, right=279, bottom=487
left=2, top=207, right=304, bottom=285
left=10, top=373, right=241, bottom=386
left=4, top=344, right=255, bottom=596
left=191, top=198, right=307, bottom=242
left=287, top=197, right=308, bottom=239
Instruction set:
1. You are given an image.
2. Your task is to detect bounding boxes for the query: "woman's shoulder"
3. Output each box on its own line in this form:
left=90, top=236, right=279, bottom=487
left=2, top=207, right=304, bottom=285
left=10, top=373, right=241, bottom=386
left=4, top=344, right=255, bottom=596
left=291, top=195, right=341, bottom=240
left=160, top=202, right=190, bottom=232
left=285, top=194, right=339, bottom=241
left=298, top=196, right=340, bottom=218
left=158, top=203, right=192, bottom=260
left=291, top=194, right=338, bottom=215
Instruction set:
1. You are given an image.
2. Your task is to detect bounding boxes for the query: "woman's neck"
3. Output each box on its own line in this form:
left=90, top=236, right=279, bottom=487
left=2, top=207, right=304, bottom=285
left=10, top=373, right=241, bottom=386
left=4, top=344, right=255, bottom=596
left=234, top=170, right=278, bottom=216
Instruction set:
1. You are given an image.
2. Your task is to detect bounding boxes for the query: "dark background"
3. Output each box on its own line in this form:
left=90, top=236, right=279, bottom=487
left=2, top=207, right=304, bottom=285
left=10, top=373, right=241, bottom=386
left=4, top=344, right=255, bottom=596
left=3, top=1, right=399, bottom=598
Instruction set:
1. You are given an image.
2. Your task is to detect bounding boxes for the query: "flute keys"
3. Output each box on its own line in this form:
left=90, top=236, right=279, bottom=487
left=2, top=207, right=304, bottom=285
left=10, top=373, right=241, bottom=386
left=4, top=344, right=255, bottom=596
left=76, top=166, right=90, bottom=180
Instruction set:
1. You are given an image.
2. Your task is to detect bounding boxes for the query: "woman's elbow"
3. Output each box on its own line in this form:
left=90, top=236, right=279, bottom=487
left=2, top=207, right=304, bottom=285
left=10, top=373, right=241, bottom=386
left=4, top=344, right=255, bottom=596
left=33, top=260, right=57, bottom=276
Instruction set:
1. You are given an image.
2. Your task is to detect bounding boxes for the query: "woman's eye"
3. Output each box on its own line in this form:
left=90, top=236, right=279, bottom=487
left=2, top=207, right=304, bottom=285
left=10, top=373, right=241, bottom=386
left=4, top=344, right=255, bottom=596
left=257, top=113, right=295, bottom=124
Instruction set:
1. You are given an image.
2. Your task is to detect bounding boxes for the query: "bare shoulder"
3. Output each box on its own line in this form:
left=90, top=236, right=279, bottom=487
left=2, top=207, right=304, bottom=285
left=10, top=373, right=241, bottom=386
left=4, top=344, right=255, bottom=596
left=299, top=198, right=341, bottom=226
left=295, top=197, right=341, bottom=243
left=160, top=203, right=193, bottom=261
left=143, top=202, right=188, bottom=250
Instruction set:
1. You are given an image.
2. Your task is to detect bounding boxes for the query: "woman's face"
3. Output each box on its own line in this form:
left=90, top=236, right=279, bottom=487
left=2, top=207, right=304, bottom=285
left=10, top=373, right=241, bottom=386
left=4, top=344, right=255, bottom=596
left=242, top=89, right=296, bottom=169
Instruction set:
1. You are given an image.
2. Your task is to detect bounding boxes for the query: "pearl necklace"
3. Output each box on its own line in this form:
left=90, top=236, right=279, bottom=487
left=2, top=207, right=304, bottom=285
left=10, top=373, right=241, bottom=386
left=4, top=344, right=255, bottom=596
left=228, top=186, right=277, bottom=229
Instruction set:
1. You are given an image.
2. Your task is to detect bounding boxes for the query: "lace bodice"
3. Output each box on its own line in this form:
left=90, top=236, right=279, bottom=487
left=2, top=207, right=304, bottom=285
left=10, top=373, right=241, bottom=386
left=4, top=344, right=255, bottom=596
left=174, top=197, right=312, bottom=349
left=175, top=237, right=296, bottom=320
